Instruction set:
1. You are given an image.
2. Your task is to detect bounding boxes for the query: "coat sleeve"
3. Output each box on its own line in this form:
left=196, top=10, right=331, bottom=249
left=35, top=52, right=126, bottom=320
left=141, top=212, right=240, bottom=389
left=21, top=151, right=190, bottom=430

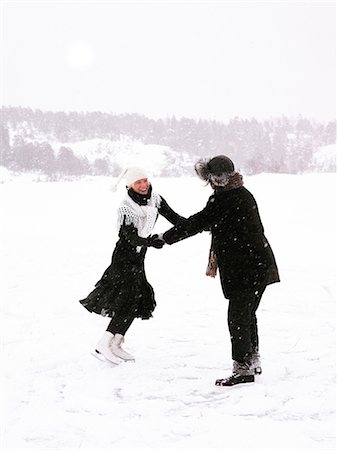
left=158, top=196, right=186, bottom=226
left=163, top=196, right=217, bottom=245
left=119, top=222, right=148, bottom=247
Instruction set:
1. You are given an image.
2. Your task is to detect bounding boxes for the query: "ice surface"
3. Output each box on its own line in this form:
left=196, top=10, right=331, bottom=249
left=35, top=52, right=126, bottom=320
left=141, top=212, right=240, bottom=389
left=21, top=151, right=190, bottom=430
left=1, top=174, right=335, bottom=449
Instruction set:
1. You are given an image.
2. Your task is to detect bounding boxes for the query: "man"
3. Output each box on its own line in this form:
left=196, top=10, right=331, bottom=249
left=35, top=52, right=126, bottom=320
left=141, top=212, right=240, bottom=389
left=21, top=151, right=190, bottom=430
left=160, top=155, right=280, bottom=386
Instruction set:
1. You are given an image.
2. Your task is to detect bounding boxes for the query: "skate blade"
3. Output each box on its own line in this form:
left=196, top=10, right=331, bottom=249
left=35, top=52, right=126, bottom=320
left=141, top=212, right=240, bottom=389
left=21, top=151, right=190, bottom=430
left=121, top=357, right=136, bottom=363
left=109, top=349, right=135, bottom=362
left=111, top=354, right=135, bottom=363
left=91, top=350, right=121, bottom=365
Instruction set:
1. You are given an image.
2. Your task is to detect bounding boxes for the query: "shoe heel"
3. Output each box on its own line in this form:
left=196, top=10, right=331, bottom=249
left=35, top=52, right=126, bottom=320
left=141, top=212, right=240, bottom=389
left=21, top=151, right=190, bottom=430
left=241, top=374, right=255, bottom=383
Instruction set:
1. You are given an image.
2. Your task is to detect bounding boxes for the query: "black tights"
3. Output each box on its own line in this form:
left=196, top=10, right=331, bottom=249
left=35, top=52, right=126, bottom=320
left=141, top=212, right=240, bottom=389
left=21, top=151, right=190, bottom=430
left=106, top=311, right=135, bottom=336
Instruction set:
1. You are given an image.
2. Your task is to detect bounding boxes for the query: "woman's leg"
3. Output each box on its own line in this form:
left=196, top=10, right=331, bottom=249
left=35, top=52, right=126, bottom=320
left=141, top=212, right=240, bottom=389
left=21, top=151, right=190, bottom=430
left=106, top=311, right=135, bottom=336
left=106, top=311, right=136, bottom=360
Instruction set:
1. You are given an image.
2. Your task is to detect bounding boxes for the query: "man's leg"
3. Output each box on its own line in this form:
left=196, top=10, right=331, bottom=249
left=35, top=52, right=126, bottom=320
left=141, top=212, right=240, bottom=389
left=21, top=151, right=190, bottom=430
left=215, top=291, right=255, bottom=386
left=228, top=291, right=254, bottom=363
left=250, top=284, right=266, bottom=353
left=249, top=285, right=266, bottom=374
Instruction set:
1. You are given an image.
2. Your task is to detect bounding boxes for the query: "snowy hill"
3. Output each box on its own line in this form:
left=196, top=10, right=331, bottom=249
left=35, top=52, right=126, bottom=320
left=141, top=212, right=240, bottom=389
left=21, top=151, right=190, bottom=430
left=54, top=137, right=194, bottom=176
left=311, top=144, right=336, bottom=172
left=3, top=107, right=335, bottom=176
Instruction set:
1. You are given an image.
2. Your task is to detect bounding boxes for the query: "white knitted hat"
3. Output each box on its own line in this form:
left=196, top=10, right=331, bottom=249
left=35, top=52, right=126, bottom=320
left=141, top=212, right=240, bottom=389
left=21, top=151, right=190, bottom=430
left=111, top=166, right=149, bottom=192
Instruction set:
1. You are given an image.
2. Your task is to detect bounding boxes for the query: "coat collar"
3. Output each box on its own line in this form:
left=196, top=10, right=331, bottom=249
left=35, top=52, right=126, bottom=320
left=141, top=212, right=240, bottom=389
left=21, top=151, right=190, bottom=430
left=127, top=184, right=153, bottom=206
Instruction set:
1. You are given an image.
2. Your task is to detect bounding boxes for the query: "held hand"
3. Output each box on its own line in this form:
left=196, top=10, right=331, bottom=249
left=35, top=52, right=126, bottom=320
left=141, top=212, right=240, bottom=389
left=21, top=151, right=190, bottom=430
left=147, top=234, right=165, bottom=249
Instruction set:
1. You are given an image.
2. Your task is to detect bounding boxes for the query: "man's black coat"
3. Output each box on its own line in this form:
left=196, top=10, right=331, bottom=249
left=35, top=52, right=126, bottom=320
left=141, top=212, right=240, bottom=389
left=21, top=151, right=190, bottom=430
left=163, top=186, right=280, bottom=298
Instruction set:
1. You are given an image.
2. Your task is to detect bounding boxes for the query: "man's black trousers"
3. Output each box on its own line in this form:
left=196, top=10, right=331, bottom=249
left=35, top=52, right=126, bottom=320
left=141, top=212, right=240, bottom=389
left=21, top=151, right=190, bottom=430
left=227, top=284, right=266, bottom=362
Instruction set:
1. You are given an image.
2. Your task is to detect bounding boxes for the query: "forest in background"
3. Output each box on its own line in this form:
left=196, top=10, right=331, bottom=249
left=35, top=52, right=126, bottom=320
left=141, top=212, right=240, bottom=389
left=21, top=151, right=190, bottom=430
left=0, top=106, right=335, bottom=178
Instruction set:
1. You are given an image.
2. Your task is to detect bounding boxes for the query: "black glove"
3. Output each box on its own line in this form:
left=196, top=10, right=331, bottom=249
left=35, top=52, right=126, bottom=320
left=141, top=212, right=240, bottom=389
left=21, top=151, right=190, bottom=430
left=146, top=234, right=165, bottom=249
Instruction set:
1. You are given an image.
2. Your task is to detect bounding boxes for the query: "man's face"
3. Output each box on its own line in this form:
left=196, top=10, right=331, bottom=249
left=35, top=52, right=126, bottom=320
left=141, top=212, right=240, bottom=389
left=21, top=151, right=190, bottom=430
left=132, top=178, right=150, bottom=195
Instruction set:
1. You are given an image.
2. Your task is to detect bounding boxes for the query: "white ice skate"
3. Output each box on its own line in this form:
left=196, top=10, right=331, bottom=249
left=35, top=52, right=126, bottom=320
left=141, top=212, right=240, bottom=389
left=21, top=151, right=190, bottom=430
left=110, top=334, right=135, bottom=361
left=94, top=331, right=122, bottom=365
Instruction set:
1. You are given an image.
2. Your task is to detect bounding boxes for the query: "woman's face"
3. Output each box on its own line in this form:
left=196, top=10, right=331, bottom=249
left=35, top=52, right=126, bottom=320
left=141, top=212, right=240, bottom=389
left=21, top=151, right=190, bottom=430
left=131, top=178, right=150, bottom=195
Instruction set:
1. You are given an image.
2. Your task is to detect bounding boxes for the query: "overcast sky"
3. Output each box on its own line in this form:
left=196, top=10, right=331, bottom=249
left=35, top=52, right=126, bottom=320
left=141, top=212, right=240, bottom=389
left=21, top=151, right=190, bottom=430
left=1, top=1, right=336, bottom=122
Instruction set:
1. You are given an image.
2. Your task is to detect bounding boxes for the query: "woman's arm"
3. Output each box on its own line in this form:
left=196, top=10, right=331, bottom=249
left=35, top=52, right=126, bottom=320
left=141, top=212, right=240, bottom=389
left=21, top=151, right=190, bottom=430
left=119, top=222, right=164, bottom=248
left=119, top=222, right=147, bottom=246
left=158, top=196, right=186, bottom=226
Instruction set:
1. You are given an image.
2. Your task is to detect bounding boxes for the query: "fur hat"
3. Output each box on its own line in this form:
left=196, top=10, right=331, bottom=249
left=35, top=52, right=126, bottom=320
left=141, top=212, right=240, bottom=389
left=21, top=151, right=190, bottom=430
left=111, top=166, right=149, bottom=192
left=194, top=155, right=235, bottom=187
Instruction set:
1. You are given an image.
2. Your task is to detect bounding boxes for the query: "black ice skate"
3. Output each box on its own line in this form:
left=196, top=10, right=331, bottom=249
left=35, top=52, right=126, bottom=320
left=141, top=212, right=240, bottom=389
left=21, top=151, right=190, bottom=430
left=250, top=350, right=262, bottom=375
left=215, top=373, right=255, bottom=386
left=215, top=360, right=255, bottom=386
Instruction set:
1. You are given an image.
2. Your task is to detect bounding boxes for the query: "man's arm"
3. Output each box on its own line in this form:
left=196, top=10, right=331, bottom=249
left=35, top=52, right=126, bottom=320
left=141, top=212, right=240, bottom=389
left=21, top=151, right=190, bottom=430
left=163, top=196, right=217, bottom=245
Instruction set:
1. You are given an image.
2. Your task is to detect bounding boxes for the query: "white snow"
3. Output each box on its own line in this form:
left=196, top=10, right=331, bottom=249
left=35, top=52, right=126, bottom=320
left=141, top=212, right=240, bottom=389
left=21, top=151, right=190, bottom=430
left=1, top=173, right=336, bottom=450
left=53, top=138, right=193, bottom=175
left=312, top=145, right=336, bottom=172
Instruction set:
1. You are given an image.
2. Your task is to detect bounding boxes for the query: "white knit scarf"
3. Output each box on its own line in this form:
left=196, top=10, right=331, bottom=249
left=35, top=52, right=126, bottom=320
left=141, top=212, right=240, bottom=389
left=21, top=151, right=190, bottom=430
left=117, top=190, right=162, bottom=239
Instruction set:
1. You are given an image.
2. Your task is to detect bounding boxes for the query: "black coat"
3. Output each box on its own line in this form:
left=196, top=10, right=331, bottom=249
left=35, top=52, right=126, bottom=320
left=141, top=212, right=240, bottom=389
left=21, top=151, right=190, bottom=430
left=79, top=194, right=184, bottom=319
left=163, top=186, right=280, bottom=298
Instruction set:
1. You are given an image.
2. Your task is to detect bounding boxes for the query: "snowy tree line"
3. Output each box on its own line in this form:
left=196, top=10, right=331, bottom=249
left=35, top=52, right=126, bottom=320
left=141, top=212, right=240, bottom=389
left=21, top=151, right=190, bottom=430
left=0, top=106, right=336, bottom=177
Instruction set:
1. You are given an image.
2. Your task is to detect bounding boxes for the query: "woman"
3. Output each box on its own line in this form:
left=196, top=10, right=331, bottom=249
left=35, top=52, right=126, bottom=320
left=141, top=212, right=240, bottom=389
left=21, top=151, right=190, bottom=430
left=160, top=155, right=280, bottom=386
left=79, top=167, right=184, bottom=364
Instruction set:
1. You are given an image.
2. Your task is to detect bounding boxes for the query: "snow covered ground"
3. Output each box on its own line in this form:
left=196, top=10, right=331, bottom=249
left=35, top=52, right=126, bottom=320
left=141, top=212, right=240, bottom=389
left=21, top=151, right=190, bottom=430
left=1, top=173, right=336, bottom=450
